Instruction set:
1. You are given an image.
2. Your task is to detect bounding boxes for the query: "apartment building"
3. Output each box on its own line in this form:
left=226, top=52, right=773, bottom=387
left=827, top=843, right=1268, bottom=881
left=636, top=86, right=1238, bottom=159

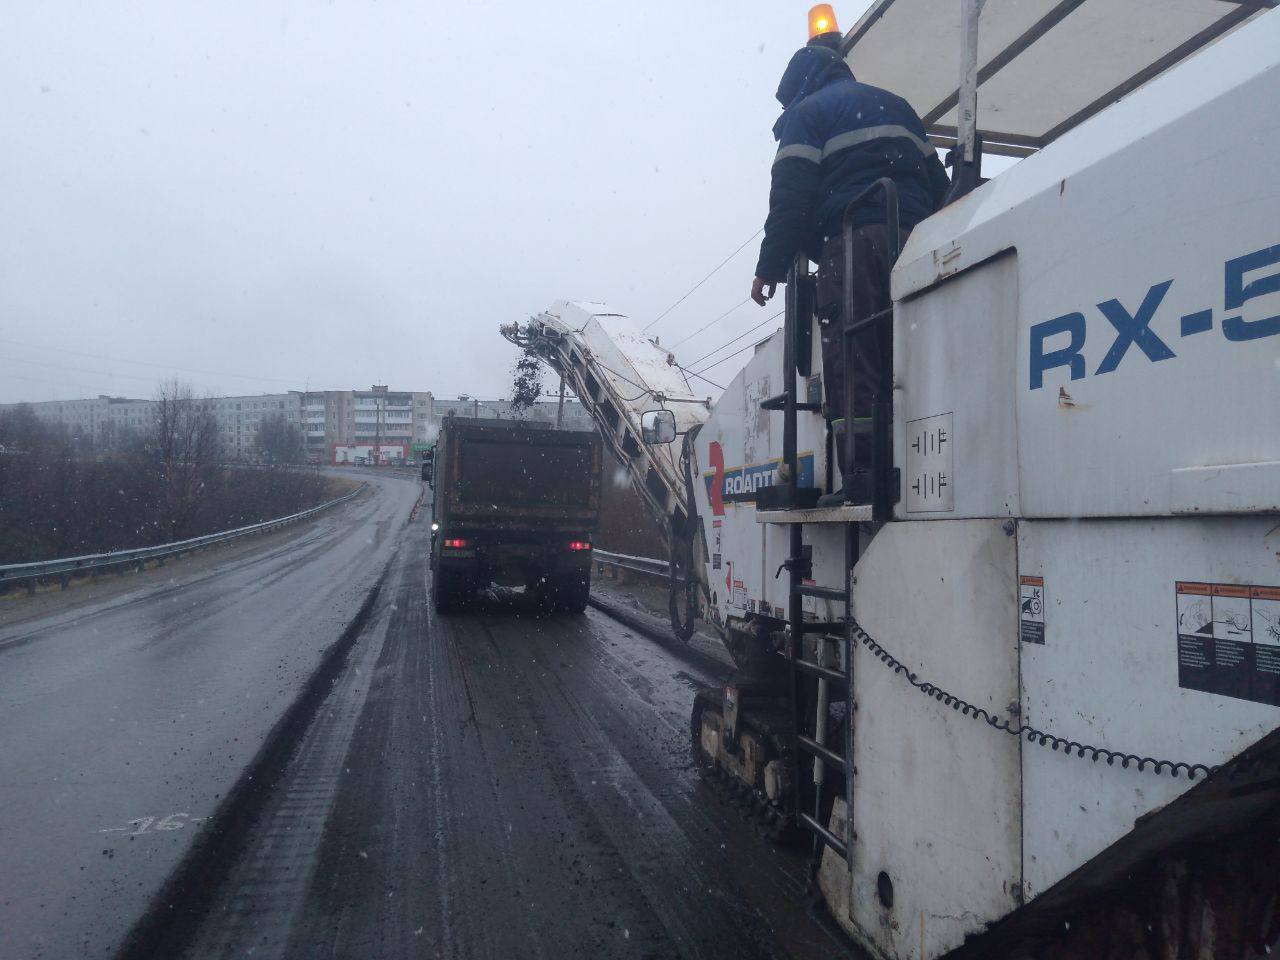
left=207, top=393, right=301, bottom=459
left=0, top=395, right=154, bottom=448
left=419, top=396, right=592, bottom=438
left=4, top=388, right=593, bottom=459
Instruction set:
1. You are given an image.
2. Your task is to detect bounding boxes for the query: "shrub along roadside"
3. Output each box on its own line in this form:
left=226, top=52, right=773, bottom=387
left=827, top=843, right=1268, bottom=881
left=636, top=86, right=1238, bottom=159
left=0, top=458, right=342, bottom=565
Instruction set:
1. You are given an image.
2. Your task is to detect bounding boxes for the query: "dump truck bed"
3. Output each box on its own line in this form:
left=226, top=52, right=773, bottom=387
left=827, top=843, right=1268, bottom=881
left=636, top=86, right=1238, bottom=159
left=434, top=418, right=601, bottom=532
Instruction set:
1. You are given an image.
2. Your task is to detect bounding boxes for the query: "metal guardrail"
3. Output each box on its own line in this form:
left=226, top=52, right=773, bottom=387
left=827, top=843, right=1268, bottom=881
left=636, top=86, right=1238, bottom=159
left=592, top=549, right=673, bottom=581
left=0, top=483, right=367, bottom=596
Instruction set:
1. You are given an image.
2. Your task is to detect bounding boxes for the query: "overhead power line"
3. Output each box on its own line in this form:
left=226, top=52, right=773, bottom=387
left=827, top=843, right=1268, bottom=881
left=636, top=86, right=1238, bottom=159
left=693, top=338, right=776, bottom=376
left=686, top=308, right=784, bottom=371
left=666, top=297, right=752, bottom=350
left=675, top=363, right=724, bottom=392
left=1, top=370, right=137, bottom=398
left=0, top=336, right=347, bottom=391
left=9, top=355, right=183, bottom=385
left=642, top=229, right=763, bottom=333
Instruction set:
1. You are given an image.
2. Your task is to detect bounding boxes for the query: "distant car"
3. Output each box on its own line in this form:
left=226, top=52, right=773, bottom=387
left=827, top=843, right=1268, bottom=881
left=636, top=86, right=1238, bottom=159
left=353, top=456, right=369, bottom=466
left=406, top=458, right=417, bottom=466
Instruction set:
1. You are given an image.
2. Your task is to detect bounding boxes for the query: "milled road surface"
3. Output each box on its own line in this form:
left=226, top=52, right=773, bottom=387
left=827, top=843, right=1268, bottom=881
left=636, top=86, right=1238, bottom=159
left=171, top=522, right=849, bottom=959
left=0, top=473, right=419, bottom=960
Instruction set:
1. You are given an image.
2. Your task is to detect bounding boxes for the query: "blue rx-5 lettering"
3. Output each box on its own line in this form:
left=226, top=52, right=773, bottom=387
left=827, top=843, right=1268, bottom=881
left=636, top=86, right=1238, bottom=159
left=1029, top=243, right=1280, bottom=390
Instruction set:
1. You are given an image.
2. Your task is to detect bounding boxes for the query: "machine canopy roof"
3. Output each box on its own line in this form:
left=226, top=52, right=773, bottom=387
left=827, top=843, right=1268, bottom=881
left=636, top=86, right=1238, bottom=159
left=841, top=0, right=1274, bottom=156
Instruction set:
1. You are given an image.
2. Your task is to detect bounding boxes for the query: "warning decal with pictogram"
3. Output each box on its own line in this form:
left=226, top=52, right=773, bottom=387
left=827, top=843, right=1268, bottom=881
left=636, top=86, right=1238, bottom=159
left=1176, top=581, right=1280, bottom=707
left=1019, top=575, right=1045, bottom=645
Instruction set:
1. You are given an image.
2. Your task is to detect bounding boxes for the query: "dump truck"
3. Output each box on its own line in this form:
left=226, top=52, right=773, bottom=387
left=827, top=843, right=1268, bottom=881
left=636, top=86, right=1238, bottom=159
left=428, top=417, right=601, bottom=613
left=502, top=4, right=1280, bottom=957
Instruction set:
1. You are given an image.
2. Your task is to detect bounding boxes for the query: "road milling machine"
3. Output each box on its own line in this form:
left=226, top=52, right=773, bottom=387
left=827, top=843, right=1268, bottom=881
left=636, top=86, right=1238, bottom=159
left=503, top=3, right=1280, bottom=957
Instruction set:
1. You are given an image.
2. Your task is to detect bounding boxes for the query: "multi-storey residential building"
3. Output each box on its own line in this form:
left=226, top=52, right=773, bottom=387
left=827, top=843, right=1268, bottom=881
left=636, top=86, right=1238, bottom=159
left=207, top=393, right=301, bottom=460
left=0, top=395, right=154, bottom=449
left=299, top=392, right=328, bottom=458
left=418, top=396, right=592, bottom=437
left=3, top=388, right=593, bottom=459
left=349, top=387, right=413, bottom=447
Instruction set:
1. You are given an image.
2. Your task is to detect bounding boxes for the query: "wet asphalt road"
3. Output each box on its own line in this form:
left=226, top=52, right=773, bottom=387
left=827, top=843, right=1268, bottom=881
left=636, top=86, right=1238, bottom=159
left=2, top=478, right=851, bottom=960
left=0, top=473, right=419, bottom=960
left=170, top=519, right=850, bottom=960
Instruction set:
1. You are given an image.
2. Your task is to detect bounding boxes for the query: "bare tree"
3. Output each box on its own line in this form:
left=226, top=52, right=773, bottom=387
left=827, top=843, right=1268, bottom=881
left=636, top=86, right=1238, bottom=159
left=255, top=413, right=303, bottom=464
left=149, top=380, right=222, bottom=539
left=0, top=403, right=55, bottom=453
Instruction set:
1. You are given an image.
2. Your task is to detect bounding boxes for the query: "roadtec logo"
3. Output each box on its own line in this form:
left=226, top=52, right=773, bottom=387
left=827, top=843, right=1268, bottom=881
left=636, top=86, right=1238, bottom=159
left=703, top=441, right=815, bottom=516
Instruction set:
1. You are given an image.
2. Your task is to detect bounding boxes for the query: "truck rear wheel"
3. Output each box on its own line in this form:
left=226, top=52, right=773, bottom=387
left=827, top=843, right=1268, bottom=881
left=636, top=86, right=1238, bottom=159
left=432, top=570, right=469, bottom=614
left=552, top=572, right=590, bottom=614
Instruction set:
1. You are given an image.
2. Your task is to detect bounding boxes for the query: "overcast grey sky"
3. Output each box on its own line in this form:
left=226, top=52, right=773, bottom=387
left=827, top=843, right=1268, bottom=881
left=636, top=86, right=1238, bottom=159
left=1, top=1, right=880, bottom=404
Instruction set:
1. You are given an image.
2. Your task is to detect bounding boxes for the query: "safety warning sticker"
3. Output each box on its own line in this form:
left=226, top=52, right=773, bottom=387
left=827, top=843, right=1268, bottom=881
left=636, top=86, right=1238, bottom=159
left=1176, top=581, right=1280, bottom=707
left=1019, top=575, right=1045, bottom=644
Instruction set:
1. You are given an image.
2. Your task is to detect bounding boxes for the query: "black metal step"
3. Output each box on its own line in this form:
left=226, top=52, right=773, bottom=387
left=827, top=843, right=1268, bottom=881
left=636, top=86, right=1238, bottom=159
left=842, top=304, right=893, bottom=337
left=797, top=735, right=849, bottom=774
left=795, top=584, right=846, bottom=602
left=798, top=811, right=848, bottom=861
left=793, top=658, right=848, bottom=687
left=755, top=485, right=822, bottom=511
left=760, top=393, right=821, bottom=412
left=797, top=619, right=846, bottom=635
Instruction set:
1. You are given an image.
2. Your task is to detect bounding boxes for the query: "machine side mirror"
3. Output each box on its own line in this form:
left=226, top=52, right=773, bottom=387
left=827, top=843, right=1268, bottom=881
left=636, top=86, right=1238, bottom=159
left=640, top=409, right=677, bottom=444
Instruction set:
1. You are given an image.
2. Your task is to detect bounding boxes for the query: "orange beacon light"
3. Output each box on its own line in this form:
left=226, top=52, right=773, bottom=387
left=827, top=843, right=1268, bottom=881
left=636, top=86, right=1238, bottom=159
left=808, top=4, right=840, bottom=39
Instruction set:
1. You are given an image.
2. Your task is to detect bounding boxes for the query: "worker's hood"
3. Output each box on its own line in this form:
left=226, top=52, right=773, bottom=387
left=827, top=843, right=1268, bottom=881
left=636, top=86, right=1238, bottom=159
left=773, top=45, right=850, bottom=138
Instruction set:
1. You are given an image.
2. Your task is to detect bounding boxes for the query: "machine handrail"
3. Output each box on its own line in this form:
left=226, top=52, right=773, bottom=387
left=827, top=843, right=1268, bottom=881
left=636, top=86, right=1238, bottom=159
left=839, top=177, right=900, bottom=521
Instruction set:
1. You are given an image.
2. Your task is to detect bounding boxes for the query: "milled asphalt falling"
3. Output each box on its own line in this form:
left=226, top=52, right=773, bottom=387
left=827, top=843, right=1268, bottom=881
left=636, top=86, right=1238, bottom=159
left=0, top=475, right=854, bottom=960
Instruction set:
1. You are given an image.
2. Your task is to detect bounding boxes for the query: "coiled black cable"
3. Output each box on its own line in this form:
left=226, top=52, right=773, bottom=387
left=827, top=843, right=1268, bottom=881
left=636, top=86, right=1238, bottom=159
left=850, top=617, right=1220, bottom=779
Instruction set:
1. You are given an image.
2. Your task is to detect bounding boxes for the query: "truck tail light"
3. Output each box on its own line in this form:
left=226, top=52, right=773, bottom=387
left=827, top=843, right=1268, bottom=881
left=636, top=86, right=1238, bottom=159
left=443, top=538, right=471, bottom=549
left=568, top=540, right=591, bottom=551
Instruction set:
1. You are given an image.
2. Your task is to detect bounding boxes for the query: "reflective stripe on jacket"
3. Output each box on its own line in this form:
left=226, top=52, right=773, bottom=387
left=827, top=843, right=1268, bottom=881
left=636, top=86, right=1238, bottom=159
left=755, top=73, right=949, bottom=282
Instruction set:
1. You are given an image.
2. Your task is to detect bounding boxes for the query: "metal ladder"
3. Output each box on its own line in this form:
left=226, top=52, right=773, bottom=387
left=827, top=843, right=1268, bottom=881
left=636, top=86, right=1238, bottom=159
left=773, top=180, right=902, bottom=866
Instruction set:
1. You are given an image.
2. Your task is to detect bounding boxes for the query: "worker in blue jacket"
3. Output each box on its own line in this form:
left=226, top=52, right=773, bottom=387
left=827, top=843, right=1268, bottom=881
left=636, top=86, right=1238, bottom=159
left=750, top=14, right=949, bottom=500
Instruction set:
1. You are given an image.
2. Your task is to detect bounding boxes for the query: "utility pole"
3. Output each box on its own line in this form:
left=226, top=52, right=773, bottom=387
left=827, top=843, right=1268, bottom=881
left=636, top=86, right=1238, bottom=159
left=372, top=384, right=388, bottom=465
left=556, top=377, right=566, bottom=430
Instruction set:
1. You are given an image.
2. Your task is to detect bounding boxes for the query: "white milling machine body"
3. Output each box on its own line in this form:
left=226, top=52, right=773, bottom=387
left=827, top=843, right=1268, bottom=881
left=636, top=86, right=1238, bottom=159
left=506, top=4, right=1280, bottom=957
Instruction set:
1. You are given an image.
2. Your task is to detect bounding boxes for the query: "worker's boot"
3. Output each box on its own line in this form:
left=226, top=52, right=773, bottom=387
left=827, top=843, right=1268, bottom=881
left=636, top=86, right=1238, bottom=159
left=819, top=419, right=873, bottom=506
left=845, top=429, right=875, bottom=504
left=816, top=419, right=867, bottom=506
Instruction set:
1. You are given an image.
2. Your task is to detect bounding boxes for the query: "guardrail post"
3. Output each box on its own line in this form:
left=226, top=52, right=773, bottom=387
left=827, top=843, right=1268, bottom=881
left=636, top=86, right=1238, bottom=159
left=59, top=573, right=71, bottom=590
left=26, top=577, right=37, bottom=596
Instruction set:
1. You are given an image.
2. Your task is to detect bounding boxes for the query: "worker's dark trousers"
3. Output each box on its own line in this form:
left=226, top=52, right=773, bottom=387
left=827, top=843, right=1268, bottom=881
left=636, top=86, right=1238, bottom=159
left=816, top=224, right=900, bottom=467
